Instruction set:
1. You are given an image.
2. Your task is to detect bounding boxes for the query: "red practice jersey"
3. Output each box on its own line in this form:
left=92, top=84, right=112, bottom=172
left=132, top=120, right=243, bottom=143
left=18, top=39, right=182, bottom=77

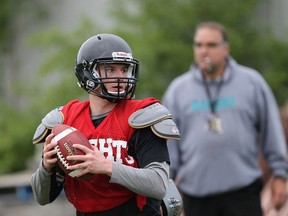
left=61, top=97, right=159, bottom=212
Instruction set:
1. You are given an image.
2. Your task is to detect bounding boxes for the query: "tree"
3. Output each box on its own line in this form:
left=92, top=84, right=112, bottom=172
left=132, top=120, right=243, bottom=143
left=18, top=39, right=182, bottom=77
left=109, top=0, right=288, bottom=105
left=26, top=19, right=103, bottom=111
left=0, top=101, right=36, bottom=173
left=0, top=0, right=50, bottom=96
left=29, top=0, right=288, bottom=106
left=0, top=0, right=51, bottom=174
left=13, top=0, right=288, bottom=174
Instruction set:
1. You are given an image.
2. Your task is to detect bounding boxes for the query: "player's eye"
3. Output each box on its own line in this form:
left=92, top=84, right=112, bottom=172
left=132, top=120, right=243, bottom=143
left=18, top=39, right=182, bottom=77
left=105, top=67, right=114, bottom=73
left=122, top=67, right=129, bottom=73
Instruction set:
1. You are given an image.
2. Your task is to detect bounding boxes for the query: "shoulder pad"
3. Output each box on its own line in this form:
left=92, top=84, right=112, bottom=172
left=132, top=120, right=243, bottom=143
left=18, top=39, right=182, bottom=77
left=128, top=103, right=172, bottom=127
left=32, top=107, right=64, bottom=144
left=42, top=106, right=64, bottom=128
left=151, top=119, right=180, bottom=140
left=129, top=103, right=180, bottom=140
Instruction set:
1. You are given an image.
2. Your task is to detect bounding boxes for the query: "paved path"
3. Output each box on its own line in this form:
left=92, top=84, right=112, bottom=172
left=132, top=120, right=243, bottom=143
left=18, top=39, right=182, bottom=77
left=0, top=192, right=75, bottom=216
left=0, top=169, right=73, bottom=216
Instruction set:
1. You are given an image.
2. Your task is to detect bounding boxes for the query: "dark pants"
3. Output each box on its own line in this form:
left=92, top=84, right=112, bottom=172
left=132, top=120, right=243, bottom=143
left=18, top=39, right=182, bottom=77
left=182, top=179, right=263, bottom=216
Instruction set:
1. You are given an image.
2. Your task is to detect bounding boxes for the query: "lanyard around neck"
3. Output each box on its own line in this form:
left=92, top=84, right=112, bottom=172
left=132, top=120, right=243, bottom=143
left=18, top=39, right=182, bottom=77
left=202, top=73, right=224, bottom=114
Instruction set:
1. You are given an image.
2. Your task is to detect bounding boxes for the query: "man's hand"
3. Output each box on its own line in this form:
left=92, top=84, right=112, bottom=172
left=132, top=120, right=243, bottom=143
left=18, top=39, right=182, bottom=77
left=270, top=177, right=287, bottom=210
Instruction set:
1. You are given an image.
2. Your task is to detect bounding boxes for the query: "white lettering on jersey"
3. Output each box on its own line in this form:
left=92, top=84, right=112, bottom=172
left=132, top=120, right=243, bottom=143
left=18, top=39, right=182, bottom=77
left=112, top=140, right=126, bottom=163
left=89, top=138, right=135, bottom=165
left=124, top=155, right=136, bottom=165
left=99, top=138, right=114, bottom=161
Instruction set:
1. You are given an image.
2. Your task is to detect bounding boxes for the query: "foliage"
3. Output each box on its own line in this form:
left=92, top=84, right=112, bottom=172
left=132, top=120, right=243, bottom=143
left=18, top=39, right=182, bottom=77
left=3, top=0, right=287, bottom=174
left=26, top=18, right=102, bottom=112
left=109, top=0, right=288, bottom=105
left=0, top=18, right=104, bottom=174
left=27, top=0, right=288, bottom=108
left=0, top=0, right=51, bottom=174
left=0, top=0, right=50, bottom=95
left=0, top=0, right=49, bottom=53
left=0, top=101, right=36, bottom=174
left=17, top=20, right=106, bottom=174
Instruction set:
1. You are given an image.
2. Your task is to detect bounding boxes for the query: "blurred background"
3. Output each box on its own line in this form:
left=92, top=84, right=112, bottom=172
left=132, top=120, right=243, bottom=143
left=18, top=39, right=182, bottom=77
left=1, top=0, right=288, bottom=215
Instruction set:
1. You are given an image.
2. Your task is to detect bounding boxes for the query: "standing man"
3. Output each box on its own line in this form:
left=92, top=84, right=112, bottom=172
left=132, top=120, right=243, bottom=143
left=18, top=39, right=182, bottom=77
left=31, top=33, right=180, bottom=216
left=162, top=21, right=288, bottom=216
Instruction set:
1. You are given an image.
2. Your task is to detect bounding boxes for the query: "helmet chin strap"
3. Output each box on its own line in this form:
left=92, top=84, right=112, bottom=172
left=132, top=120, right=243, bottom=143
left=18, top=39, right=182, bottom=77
left=89, top=90, right=121, bottom=103
left=88, top=81, right=127, bottom=103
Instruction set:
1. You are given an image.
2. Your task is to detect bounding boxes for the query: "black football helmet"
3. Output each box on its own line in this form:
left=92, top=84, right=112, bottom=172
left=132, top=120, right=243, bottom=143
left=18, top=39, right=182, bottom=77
left=75, top=34, right=139, bottom=102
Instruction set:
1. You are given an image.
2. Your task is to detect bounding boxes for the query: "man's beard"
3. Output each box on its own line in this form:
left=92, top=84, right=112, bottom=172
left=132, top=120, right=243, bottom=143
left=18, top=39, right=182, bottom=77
left=202, top=57, right=217, bottom=74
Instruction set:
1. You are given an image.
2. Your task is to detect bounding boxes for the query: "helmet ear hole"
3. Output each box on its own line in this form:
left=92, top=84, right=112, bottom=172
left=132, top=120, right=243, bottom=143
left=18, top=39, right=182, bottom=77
left=83, top=69, right=100, bottom=92
left=75, top=66, right=85, bottom=88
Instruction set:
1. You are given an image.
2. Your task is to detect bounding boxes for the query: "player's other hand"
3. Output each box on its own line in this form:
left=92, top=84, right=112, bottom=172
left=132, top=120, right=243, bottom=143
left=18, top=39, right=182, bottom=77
left=42, top=133, right=58, bottom=172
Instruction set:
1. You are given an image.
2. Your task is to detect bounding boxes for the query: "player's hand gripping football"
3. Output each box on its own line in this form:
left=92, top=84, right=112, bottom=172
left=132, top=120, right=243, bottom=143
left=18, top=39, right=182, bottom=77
left=66, top=144, right=113, bottom=178
left=42, top=133, right=58, bottom=172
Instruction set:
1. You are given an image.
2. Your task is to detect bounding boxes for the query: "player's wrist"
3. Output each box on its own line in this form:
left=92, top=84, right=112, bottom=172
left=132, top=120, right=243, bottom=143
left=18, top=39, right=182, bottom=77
left=103, top=160, right=113, bottom=177
left=41, top=160, right=54, bottom=174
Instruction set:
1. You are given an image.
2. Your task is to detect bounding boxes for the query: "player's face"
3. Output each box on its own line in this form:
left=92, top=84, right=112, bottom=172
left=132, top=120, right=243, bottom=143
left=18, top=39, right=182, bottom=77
left=98, top=63, right=131, bottom=94
left=193, top=27, right=229, bottom=75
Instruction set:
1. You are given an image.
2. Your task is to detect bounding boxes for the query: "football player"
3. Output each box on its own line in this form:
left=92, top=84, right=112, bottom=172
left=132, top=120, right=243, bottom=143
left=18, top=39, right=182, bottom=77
left=31, top=34, right=182, bottom=216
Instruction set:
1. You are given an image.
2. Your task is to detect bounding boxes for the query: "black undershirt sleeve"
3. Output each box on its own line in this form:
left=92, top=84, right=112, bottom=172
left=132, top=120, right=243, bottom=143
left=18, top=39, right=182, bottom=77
left=49, top=165, right=65, bottom=202
left=128, top=126, right=170, bottom=168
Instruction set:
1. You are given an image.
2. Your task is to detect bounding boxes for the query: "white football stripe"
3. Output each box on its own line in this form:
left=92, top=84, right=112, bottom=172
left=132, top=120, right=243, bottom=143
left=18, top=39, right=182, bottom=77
left=52, top=127, right=76, bottom=143
left=69, top=169, right=83, bottom=178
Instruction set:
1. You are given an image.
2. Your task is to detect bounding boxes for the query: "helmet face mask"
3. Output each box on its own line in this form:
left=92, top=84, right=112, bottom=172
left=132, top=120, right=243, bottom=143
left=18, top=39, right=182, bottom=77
left=91, top=60, right=138, bottom=100
left=75, top=34, right=139, bottom=103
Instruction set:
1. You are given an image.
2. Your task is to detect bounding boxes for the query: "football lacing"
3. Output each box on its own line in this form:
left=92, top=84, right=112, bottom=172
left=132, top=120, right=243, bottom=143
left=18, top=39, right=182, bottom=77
left=55, top=145, right=69, bottom=169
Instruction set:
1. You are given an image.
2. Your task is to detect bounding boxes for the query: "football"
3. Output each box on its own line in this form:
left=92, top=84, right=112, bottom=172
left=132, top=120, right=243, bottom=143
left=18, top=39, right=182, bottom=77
left=51, top=124, right=93, bottom=180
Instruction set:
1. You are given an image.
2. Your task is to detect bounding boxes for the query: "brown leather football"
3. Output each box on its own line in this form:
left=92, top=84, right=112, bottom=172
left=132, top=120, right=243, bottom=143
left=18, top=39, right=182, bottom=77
left=51, top=124, right=93, bottom=180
